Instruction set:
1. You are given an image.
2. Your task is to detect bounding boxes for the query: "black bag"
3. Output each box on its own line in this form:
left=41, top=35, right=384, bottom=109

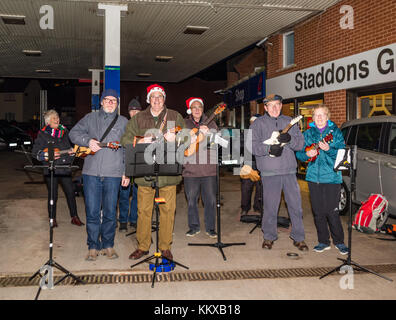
left=240, top=214, right=290, bottom=229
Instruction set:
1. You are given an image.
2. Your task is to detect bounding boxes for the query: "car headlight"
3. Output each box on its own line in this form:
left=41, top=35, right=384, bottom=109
left=9, top=143, right=17, bottom=147
left=23, top=141, right=31, bottom=145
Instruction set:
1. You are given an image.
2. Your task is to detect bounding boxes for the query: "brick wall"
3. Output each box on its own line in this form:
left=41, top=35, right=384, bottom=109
left=267, top=0, right=396, bottom=79
left=324, top=90, right=347, bottom=127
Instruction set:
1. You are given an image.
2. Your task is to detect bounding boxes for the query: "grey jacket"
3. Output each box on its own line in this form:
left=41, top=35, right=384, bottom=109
left=69, top=108, right=128, bottom=177
left=249, top=113, right=304, bottom=177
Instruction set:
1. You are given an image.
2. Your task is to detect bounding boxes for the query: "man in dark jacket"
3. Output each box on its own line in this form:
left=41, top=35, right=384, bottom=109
left=121, top=84, right=185, bottom=261
left=69, top=89, right=129, bottom=261
left=250, top=94, right=308, bottom=251
left=183, top=97, right=218, bottom=238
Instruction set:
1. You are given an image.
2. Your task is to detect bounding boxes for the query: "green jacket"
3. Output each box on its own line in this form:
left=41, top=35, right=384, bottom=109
left=296, top=120, right=345, bottom=184
left=121, top=106, right=185, bottom=188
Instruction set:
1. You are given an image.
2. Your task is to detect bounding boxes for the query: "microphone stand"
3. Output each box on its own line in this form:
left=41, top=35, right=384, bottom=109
left=320, top=146, right=392, bottom=282
left=27, top=143, right=85, bottom=299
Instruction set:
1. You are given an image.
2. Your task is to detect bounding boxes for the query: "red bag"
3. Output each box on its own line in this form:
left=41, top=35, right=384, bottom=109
left=352, top=194, right=389, bottom=234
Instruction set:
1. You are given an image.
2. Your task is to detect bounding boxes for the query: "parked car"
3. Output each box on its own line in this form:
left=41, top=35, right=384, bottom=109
left=339, top=115, right=396, bottom=218
left=0, top=122, right=33, bottom=151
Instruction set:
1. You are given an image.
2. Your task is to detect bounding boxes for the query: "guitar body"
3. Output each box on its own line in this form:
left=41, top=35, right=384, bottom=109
left=305, top=132, right=334, bottom=163
left=184, top=104, right=226, bottom=157
left=73, top=141, right=121, bottom=158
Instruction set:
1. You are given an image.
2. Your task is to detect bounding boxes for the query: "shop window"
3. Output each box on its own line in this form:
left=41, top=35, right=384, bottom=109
left=298, top=100, right=323, bottom=131
left=357, top=93, right=393, bottom=118
left=283, top=31, right=295, bottom=67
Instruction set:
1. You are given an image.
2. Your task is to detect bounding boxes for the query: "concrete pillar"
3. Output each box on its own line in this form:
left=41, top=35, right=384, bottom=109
left=89, top=69, right=102, bottom=112
left=98, top=3, right=128, bottom=110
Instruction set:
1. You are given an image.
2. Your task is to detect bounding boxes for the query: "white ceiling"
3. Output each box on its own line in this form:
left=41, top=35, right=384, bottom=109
left=0, top=0, right=341, bottom=82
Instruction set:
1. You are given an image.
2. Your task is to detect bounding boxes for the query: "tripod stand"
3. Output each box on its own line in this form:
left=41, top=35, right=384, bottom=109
left=320, top=146, right=392, bottom=282
left=188, top=146, right=246, bottom=261
left=27, top=144, right=85, bottom=299
left=130, top=171, right=189, bottom=288
left=125, top=142, right=189, bottom=288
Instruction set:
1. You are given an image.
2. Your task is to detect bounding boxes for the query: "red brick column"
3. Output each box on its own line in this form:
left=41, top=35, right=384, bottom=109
left=324, top=90, right=347, bottom=127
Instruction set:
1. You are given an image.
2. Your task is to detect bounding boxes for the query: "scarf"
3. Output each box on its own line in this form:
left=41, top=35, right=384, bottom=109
left=42, top=124, right=66, bottom=138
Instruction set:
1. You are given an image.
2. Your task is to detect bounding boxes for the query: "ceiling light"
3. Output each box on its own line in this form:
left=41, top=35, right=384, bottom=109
left=183, top=25, right=209, bottom=35
left=155, top=56, right=173, bottom=62
left=22, top=50, right=42, bottom=57
left=0, top=14, right=26, bottom=25
left=137, top=73, right=152, bottom=77
left=35, top=69, right=51, bottom=73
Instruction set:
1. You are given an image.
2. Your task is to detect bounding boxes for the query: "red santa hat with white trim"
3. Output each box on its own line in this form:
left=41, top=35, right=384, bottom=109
left=185, top=97, right=204, bottom=115
left=146, top=84, right=166, bottom=103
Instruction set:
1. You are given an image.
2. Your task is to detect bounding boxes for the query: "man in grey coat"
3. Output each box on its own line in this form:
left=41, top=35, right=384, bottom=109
left=250, top=94, right=308, bottom=251
left=69, top=89, right=129, bottom=261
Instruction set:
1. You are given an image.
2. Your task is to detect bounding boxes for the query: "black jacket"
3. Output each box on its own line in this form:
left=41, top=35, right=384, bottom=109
left=32, top=128, right=74, bottom=176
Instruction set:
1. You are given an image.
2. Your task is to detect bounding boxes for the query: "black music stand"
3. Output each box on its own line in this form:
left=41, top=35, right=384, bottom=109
left=27, top=142, right=85, bottom=300
left=125, top=142, right=189, bottom=288
left=320, top=146, right=392, bottom=282
left=188, top=143, right=246, bottom=261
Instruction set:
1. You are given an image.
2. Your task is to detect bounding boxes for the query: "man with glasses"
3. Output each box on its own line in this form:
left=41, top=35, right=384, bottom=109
left=121, top=84, right=185, bottom=261
left=70, top=89, right=129, bottom=261
left=249, top=94, right=308, bottom=252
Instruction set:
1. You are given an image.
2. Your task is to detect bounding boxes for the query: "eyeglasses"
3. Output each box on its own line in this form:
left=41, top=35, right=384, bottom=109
left=103, top=98, right=118, bottom=104
left=150, top=95, right=164, bottom=100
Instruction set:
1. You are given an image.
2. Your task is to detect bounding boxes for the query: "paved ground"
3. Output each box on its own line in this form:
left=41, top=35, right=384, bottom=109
left=1, top=150, right=396, bottom=304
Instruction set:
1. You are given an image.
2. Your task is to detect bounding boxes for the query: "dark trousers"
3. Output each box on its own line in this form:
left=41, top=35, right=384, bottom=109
left=241, top=179, right=262, bottom=212
left=45, top=174, right=77, bottom=219
left=184, top=176, right=216, bottom=232
left=308, top=182, right=345, bottom=246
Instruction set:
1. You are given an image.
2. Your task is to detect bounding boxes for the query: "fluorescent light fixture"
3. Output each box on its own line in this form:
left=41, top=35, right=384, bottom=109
left=9, top=143, right=17, bottom=147
left=35, top=69, right=51, bottom=73
left=22, top=50, right=42, bottom=56
left=137, top=73, right=152, bottom=77
left=183, top=25, right=209, bottom=35
left=0, top=14, right=26, bottom=25
left=155, top=55, right=173, bottom=62
left=24, top=141, right=31, bottom=145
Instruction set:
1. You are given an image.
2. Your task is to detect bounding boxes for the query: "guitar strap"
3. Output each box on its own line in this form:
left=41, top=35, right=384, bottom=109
left=99, top=114, right=119, bottom=142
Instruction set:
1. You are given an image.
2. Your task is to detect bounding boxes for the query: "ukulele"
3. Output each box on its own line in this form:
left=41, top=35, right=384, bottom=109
left=305, top=132, right=334, bottom=163
left=73, top=141, right=121, bottom=158
left=133, top=126, right=182, bottom=147
left=264, top=115, right=303, bottom=157
left=184, top=104, right=226, bottom=157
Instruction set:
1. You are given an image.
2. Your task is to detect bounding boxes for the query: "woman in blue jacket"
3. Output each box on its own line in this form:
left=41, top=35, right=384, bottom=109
left=296, top=105, right=348, bottom=255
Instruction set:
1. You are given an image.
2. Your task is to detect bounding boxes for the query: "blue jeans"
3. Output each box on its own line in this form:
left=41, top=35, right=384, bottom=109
left=83, top=175, right=121, bottom=250
left=118, top=183, right=138, bottom=223
left=184, top=176, right=216, bottom=232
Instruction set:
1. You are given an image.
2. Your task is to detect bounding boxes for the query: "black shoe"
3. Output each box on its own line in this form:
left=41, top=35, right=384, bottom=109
left=119, top=222, right=127, bottom=232
left=129, top=222, right=137, bottom=228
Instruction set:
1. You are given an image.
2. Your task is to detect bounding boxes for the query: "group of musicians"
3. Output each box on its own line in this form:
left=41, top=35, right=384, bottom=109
left=32, top=84, right=349, bottom=262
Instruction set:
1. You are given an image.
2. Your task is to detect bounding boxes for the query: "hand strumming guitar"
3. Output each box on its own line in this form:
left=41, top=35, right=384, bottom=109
left=89, top=139, right=102, bottom=152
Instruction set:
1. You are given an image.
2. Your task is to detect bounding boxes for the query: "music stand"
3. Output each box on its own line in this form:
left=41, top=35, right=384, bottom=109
left=125, top=142, right=189, bottom=288
left=320, top=146, right=392, bottom=282
left=188, top=142, right=246, bottom=261
left=27, top=142, right=85, bottom=300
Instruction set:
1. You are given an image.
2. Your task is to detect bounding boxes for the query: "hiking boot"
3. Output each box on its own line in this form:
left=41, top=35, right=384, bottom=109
left=102, top=247, right=119, bottom=259
left=293, top=240, right=309, bottom=252
left=262, top=239, right=274, bottom=250
left=186, top=229, right=200, bottom=237
left=313, top=243, right=331, bottom=253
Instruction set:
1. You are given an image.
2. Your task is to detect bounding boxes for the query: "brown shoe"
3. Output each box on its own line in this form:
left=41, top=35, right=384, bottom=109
left=293, top=240, right=309, bottom=251
left=262, top=239, right=274, bottom=250
left=102, top=247, right=119, bottom=259
left=161, top=249, right=173, bottom=261
left=85, top=249, right=98, bottom=261
left=71, top=216, right=85, bottom=226
left=51, top=219, right=58, bottom=228
left=129, top=249, right=149, bottom=260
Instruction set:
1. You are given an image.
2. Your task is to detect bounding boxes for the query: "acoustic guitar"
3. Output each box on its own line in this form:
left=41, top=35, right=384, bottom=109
left=184, top=104, right=226, bottom=157
left=305, top=132, right=334, bottom=163
left=73, top=141, right=121, bottom=158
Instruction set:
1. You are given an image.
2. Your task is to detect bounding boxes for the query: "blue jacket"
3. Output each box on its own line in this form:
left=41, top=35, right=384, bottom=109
left=296, top=120, right=345, bottom=184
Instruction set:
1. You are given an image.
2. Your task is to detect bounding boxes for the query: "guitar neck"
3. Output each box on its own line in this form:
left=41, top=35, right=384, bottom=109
left=281, top=123, right=294, bottom=134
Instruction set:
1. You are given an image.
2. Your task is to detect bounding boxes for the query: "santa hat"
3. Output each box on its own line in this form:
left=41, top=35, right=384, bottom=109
left=185, top=97, right=204, bottom=115
left=146, top=84, right=166, bottom=103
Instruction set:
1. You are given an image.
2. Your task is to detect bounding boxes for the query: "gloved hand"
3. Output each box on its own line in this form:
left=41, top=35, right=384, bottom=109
left=278, top=132, right=291, bottom=144
left=269, top=144, right=283, bottom=157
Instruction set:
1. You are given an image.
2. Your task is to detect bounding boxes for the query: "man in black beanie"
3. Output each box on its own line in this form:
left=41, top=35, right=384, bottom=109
left=118, top=98, right=142, bottom=232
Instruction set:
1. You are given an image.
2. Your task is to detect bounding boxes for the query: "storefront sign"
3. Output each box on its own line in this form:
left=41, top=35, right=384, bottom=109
left=224, top=71, right=266, bottom=107
left=266, top=43, right=396, bottom=99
